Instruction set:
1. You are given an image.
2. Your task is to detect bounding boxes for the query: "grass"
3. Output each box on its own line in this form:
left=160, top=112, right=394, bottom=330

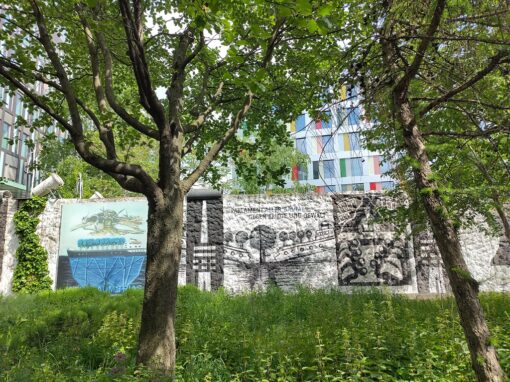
left=0, top=286, right=509, bottom=381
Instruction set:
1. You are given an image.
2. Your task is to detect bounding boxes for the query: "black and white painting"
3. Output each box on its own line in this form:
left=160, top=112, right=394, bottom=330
left=222, top=194, right=338, bottom=292
left=333, top=194, right=415, bottom=289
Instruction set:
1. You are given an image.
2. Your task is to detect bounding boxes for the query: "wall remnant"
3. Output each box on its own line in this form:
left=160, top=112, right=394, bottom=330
left=0, top=192, right=508, bottom=295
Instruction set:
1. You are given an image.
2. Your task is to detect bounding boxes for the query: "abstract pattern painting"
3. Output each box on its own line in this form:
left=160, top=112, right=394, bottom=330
left=333, top=194, right=413, bottom=286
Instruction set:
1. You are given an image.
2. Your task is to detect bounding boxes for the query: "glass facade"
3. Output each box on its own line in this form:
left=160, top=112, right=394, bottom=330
left=289, top=91, right=395, bottom=193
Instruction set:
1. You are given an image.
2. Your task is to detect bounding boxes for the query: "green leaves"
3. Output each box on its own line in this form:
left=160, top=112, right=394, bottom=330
left=12, top=196, right=52, bottom=294
left=296, top=0, right=312, bottom=16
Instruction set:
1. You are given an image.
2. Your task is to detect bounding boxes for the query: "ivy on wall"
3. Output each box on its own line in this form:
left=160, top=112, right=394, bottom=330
left=12, top=196, right=52, bottom=293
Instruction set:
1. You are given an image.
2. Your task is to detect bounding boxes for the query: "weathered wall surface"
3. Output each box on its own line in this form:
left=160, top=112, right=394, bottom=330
left=0, top=197, right=18, bottom=295
left=0, top=193, right=508, bottom=295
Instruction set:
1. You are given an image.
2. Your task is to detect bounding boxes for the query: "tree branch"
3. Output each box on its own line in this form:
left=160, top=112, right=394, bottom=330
left=182, top=91, right=253, bottom=193
left=97, top=32, right=159, bottom=140
left=28, top=0, right=157, bottom=196
left=118, top=0, right=166, bottom=128
left=394, top=0, right=447, bottom=93
left=183, top=81, right=223, bottom=134
left=419, top=50, right=510, bottom=117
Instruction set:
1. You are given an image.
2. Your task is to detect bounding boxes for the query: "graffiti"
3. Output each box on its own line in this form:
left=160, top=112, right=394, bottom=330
left=50, top=194, right=509, bottom=295
left=333, top=194, right=413, bottom=287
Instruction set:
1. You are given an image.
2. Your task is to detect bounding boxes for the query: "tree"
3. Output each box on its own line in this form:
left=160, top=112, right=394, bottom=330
left=228, top=135, right=309, bottom=194
left=343, top=0, right=509, bottom=380
left=38, top=138, right=159, bottom=198
left=0, top=0, right=343, bottom=373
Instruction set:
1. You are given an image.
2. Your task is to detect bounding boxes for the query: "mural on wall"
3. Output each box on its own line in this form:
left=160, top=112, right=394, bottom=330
left=413, top=229, right=451, bottom=294
left=44, top=194, right=509, bottom=295
left=333, top=194, right=413, bottom=287
left=57, top=201, right=148, bottom=293
left=185, top=197, right=223, bottom=291
left=222, top=195, right=338, bottom=292
left=492, top=236, right=510, bottom=266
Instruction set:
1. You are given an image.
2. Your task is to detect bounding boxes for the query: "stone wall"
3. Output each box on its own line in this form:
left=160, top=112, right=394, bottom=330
left=0, top=196, right=18, bottom=295
left=0, top=193, right=508, bottom=295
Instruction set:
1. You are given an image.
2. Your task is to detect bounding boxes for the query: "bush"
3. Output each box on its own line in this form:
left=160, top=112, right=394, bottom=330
left=0, top=287, right=508, bottom=381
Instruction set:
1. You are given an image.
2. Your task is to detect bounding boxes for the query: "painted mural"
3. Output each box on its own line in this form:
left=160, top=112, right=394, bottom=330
left=47, top=194, right=510, bottom=295
left=333, top=194, right=413, bottom=287
left=222, top=194, right=338, bottom=292
left=57, top=201, right=148, bottom=293
left=185, top=197, right=223, bottom=291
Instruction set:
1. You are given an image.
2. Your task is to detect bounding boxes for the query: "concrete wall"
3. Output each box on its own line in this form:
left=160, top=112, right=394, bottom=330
left=0, top=193, right=508, bottom=295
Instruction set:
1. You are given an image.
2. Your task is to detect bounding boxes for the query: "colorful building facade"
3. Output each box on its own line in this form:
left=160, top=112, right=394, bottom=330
left=288, top=88, right=394, bottom=193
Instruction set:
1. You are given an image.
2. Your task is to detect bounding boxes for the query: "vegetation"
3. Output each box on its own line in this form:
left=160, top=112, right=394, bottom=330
left=341, top=1, right=510, bottom=379
left=0, top=1, right=339, bottom=370
left=0, top=287, right=509, bottom=381
left=11, top=196, right=52, bottom=294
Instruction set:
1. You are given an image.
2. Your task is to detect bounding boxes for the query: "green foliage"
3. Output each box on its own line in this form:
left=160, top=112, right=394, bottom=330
left=342, top=0, right=510, bottom=234
left=37, top=138, right=158, bottom=198
left=11, top=196, right=52, bottom=294
left=228, top=137, right=309, bottom=194
left=0, top=287, right=509, bottom=381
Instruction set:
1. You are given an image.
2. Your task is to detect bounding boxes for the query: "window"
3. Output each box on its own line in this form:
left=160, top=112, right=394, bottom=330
left=380, top=158, right=392, bottom=174
left=313, top=160, right=335, bottom=179
left=340, top=157, right=363, bottom=177
left=21, top=134, right=29, bottom=157
left=316, top=185, right=335, bottom=193
left=4, top=92, right=12, bottom=110
left=322, top=111, right=332, bottom=129
left=381, top=181, right=395, bottom=190
left=322, top=135, right=334, bottom=153
left=296, top=138, right=307, bottom=154
left=347, top=107, right=360, bottom=126
left=340, top=132, right=361, bottom=151
left=349, top=132, right=361, bottom=151
left=2, top=122, right=11, bottom=150
left=313, top=161, right=320, bottom=179
left=296, top=114, right=306, bottom=132
left=11, top=128, right=18, bottom=154
left=324, top=160, right=335, bottom=178
left=370, top=182, right=382, bottom=191
left=298, top=165, right=307, bottom=180
left=17, top=159, right=25, bottom=184
left=16, top=98, right=24, bottom=116
left=341, top=183, right=364, bottom=192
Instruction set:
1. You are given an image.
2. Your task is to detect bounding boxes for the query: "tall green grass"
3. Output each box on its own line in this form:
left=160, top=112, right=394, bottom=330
left=0, top=286, right=508, bottom=381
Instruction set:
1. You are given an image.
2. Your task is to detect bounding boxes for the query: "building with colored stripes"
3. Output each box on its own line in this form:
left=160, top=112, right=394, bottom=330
left=287, top=88, right=395, bottom=193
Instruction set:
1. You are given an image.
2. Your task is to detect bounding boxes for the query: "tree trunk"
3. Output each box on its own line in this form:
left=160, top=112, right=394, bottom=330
left=136, top=189, right=184, bottom=374
left=396, top=96, right=506, bottom=381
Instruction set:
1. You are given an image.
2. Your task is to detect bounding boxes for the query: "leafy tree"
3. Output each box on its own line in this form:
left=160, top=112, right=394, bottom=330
left=0, top=0, right=343, bottom=373
left=229, top=136, right=309, bottom=194
left=342, top=0, right=510, bottom=380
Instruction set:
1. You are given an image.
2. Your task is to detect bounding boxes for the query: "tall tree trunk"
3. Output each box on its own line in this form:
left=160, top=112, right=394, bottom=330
left=396, top=95, right=506, bottom=381
left=136, top=189, right=184, bottom=373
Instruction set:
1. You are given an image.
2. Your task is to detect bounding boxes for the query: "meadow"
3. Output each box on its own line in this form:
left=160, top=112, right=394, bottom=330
left=0, top=286, right=509, bottom=381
